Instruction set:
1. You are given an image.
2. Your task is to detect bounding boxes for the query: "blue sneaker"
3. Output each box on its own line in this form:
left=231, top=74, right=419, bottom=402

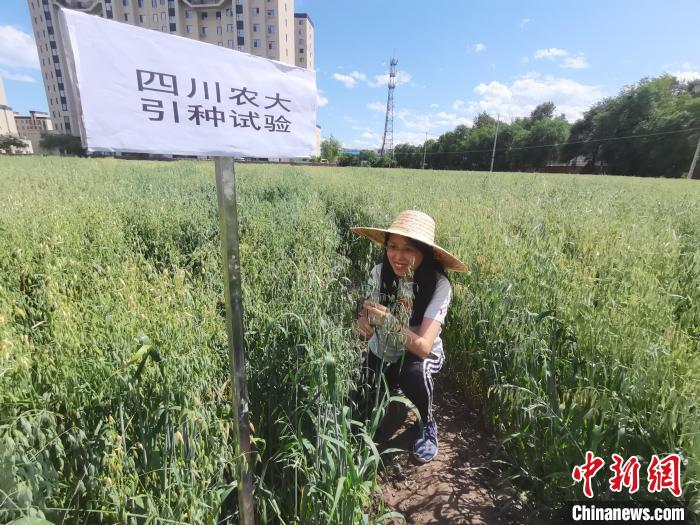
left=413, top=419, right=438, bottom=463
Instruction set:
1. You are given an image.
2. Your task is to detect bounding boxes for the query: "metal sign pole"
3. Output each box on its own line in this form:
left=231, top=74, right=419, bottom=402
left=214, top=157, right=256, bottom=525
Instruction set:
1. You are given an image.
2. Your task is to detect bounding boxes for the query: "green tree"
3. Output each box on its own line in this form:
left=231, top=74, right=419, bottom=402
left=336, top=153, right=358, bottom=167
left=0, top=135, right=27, bottom=153
left=562, top=75, right=700, bottom=177
left=320, top=135, right=342, bottom=163
left=39, top=133, right=85, bottom=156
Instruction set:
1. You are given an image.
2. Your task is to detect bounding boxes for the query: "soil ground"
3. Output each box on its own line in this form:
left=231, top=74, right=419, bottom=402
left=378, top=383, right=525, bottom=525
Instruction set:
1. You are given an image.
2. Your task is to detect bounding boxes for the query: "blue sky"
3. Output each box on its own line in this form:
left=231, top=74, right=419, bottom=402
left=2, top=0, right=699, bottom=148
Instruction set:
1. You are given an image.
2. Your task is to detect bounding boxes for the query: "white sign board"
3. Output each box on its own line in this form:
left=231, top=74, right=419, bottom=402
left=58, top=8, right=317, bottom=157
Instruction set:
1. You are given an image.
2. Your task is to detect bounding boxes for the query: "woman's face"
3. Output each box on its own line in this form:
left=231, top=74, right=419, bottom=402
left=386, top=234, right=424, bottom=277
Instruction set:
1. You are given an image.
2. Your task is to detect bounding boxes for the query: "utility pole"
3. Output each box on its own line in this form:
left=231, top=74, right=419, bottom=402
left=489, top=114, right=500, bottom=173
left=689, top=135, right=700, bottom=180
left=422, top=131, right=428, bottom=169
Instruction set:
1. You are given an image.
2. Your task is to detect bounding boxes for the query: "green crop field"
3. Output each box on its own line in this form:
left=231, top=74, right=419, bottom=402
left=1, top=156, right=699, bottom=524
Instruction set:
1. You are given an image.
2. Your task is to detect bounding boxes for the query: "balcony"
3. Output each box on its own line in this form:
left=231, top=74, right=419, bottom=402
left=181, top=0, right=226, bottom=7
left=52, top=0, right=101, bottom=10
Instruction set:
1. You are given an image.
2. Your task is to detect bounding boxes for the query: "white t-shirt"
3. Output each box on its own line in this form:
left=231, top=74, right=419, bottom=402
left=366, top=263, right=451, bottom=363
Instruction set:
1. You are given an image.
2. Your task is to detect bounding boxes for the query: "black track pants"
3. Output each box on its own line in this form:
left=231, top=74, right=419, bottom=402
left=363, top=350, right=444, bottom=424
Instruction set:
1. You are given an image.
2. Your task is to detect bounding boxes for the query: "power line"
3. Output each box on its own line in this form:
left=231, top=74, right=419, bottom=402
left=395, top=127, right=700, bottom=156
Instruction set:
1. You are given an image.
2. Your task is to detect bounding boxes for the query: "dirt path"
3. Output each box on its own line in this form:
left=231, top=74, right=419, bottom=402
left=378, top=383, right=523, bottom=524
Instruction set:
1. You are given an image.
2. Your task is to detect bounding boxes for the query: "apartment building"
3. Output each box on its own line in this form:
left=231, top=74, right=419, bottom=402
left=15, top=111, right=54, bottom=153
left=293, top=13, right=313, bottom=70
left=27, top=0, right=315, bottom=137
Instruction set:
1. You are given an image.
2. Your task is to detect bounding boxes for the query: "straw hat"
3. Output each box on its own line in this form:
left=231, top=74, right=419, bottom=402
left=351, top=210, right=468, bottom=272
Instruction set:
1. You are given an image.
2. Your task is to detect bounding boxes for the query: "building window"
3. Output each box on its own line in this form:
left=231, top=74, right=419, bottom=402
left=238, top=45, right=245, bottom=51
left=124, top=13, right=130, bottom=21
left=169, top=15, right=176, bottom=23
left=201, top=11, right=207, bottom=19
left=160, top=0, right=165, bottom=4
left=267, top=40, right=275, bottom=50
left=298, top=19, right=303, bottom=25
left=253, top=23, right=259, bottom=32
left=201, top=26, right=208, bottom=36
left=151, top=0, right=157, bottom=7
left=122, top=0, right=128, bottom=5
left=237, top=29, right=244, bottom=37
left=139, top=14, right=144, bottom=22
left=186, top=25, right=192, bottom=33
left=227, top=23, right=233, bottom=32
left=236, top=13, right=243, bottom=21
left=225, top=8, right=232, bottom=16
left=62, top=103, right=67, bottom=111
left=215, top=11, right=221, bottom=19
left=253, top=7, right=259, bottom=15
left=267, top=24, right=274, bottom=34
left=152, top=13, right=158, bottom=21
left=253, top=39, right=260, bottom=48
left=266, top=9, right=274, bottom=16
left=161, top=12, right=166, bottom=20
left=227, top=39, right=234, bottom=48
left=217, top=41, right=223, bottom=46
left=185, top=10, right=191, bottom=18
left=217, top=26, right=222, bottom=34
left=299, top=48, right=304, bottom=54
left=162, top=26, right=167, bottom=32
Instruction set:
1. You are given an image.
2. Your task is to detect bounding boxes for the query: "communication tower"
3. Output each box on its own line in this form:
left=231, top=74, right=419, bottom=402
left=380, top=57, right=398, bottom=159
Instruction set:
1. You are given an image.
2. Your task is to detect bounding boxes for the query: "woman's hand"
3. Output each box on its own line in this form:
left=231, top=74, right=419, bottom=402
left=356, top=313, right=373, bottom=339
left=363, top=300, right=388, bottom=327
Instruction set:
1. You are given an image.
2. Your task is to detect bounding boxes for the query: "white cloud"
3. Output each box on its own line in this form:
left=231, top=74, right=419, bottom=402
left=521, top=56, right=530, bottom=64
left=333, top=73, right=356, bottom=88
left=0, top=26, right=39, bottom=69
left=452, top=99, right=465, bottom=110
left=368, top=70, right=412, bottom=88
left=561, top=54, right=589, bottom=69
left=394, top=130, right=433, bottom=146
left=0, top=69, right=36, bottom=83
left=475, top=42, right=486, bottom=52
left=673, top=70, right=700, bottom=82
left=466, top=73, right=604, bottom=122
left=519, top=18, right=531, bottom=28
left=367, top=101, right=386, bottom=112
left=430, top=103, right=440, bottom=108
left=534, top=48, right=568, bottom=59
left=534, top=48, right=589, bottom=69
left=400, top=110, right=472, bottom=131
left=332, top=70, right=366, bottom=88
left=474, top=80, right=512, bottom=100
left=316, top=93, right=328, bottom=107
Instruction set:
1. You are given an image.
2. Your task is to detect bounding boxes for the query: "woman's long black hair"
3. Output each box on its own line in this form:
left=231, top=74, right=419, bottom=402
left=379, top=233, right=448, bottom=326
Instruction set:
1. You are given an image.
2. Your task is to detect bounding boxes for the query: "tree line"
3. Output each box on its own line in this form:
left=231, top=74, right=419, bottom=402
left=331, top=74, right=700, bottom=178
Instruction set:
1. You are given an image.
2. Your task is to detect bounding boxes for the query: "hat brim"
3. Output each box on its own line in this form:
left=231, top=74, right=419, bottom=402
left=351, top=226, right=468, bottom=273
